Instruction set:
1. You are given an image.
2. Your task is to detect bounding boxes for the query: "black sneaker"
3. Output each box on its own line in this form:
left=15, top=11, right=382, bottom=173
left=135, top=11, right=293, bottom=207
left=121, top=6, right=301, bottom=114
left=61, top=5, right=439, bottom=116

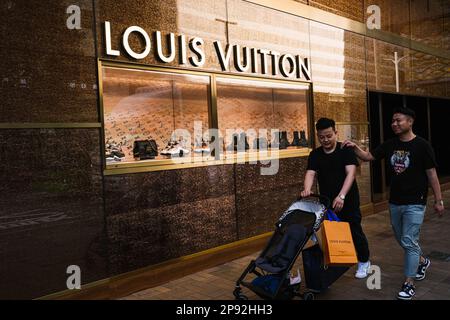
left=415, top=257, right=431, bottom=281
left=397, top=282, right=415, bottom=300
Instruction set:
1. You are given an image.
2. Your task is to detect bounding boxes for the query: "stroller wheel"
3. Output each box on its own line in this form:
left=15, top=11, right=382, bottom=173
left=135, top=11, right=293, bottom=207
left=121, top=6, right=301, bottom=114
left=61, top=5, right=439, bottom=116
left=233, top=287, right=242, bottom=299
left=303, top=292, right=315, bottom=301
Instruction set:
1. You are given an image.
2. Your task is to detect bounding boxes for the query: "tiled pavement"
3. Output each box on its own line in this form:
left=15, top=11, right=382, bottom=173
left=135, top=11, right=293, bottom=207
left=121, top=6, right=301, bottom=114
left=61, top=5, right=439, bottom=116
left=123, top=190, right=450, bottom=300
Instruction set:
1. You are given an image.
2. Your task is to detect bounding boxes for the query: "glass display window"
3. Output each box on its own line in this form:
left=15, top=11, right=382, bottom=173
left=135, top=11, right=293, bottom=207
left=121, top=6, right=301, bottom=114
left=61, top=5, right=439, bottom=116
left=216, top=77, right=311, bottom=156
left=101, top=66, right=211, bottom=165
left=100, top=62, right=312, bottom=172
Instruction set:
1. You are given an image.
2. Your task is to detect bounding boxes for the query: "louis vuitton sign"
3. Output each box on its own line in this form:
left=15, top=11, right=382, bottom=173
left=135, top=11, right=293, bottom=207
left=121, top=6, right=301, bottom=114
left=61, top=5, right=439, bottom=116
left=104, top=22, right=311, bottom=80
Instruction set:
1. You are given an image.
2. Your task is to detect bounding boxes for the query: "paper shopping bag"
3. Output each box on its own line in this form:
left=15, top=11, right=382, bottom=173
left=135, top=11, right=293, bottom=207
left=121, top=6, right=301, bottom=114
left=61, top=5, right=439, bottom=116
left=321, top=220, right=358, bottom=266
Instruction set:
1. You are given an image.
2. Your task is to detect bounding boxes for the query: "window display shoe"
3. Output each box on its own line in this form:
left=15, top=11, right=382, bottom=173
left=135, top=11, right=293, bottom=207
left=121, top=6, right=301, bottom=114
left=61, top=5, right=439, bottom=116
left=239, top=132, right=250, bottom=151
left=194, top=139, right=211, bottom=153
left=279, top=131, right=289, bottom=149
left=299, top=130, right=308, bottom=147
left=227, top=134, right=239, bottom=152
left=291, top=131, right=300, bottom=147
left=161, top=140, right=190, bottom=157
left=253, top=137, right=268, bottom=150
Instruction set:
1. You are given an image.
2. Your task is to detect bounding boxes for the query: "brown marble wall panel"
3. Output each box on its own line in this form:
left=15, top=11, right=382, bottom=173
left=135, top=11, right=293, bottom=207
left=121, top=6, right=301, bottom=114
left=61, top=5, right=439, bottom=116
left=234, top=162, right=276, bottom=195
left=310, top=22, right=368, bottom=122
left=0, top=1, right=99, bottom=123
left=364, top=0, right=410, bottom=37
left=310, top=0, right=364, bottom=22
left=445, top=2, right=450, bottom=52
left=96, top=0, right=227, bottom=71
left=104, top=165, right=235, bottom=215
left=227, top=0, right=311, bottom=81
left=236, top=184, right=302, bottom=239
left=410, top=0, right=446, bottom=50
left=410, top=51, right=450, bottom=97
left=365, top=37, right=413, bottom=94
left=0, top=128, right=106, bottom=299
left=107, top=195, right=236, bottom=275
left=0, top=129, right=102, bottom=194
left=270, top=156, right=308, bottom=191
left=1, top=50, right=98, bottom=123
left=235, top=157, right=307, bottom=238
left=1, top=1, right=95, bottom=57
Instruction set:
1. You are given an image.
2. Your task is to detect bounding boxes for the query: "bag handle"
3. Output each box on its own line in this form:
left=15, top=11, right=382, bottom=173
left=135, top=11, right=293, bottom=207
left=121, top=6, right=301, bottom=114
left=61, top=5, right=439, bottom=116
left=325, top=209, right=340, bottom=222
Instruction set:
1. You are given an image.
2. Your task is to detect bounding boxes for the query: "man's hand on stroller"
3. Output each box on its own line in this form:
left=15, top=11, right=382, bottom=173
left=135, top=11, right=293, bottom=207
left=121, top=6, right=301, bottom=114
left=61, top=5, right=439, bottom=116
left=332, top=196, right=344, bottom=212
left=300, top=189, right=311, bottom=198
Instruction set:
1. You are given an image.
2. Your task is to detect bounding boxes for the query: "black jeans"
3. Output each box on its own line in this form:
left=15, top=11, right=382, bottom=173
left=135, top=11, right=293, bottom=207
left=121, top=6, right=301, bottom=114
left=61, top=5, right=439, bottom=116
left=336, top=208, right=370, bottom=263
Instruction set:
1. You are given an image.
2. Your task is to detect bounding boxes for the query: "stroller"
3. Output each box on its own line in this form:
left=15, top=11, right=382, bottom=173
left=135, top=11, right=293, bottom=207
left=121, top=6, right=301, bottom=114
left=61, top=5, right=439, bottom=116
left=233, top=194, right=330, bottom=300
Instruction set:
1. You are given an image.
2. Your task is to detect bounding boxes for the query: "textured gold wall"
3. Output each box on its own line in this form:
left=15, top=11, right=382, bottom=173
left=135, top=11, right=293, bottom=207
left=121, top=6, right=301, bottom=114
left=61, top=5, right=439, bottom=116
left=310, top=21, right=368, bottom=122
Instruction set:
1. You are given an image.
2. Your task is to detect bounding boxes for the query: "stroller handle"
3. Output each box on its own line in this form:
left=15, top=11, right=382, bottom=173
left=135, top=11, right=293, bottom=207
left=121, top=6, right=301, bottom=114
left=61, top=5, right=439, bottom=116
left=297, top=193, right=331, bottom=209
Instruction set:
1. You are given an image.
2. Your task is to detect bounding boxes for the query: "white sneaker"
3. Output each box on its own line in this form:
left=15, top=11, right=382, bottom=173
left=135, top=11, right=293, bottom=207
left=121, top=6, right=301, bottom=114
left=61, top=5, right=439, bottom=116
left=355, top=261, right=371, bottom=279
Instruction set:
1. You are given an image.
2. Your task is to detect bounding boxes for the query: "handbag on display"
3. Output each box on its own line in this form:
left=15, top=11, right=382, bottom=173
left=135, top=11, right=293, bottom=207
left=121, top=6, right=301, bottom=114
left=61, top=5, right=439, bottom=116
left=133, top=140, right=158, bottom=160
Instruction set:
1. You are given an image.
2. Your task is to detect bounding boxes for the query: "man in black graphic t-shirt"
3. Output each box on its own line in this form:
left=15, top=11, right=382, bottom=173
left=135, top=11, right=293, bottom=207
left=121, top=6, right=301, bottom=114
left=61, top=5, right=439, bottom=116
left=343, top=107, right=445, bottom=300
left=301, top=118, right=371, bottom=279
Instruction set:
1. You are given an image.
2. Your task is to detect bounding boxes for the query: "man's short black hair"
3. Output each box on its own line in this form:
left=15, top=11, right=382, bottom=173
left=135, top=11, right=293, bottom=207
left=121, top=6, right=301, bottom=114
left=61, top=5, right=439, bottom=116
left=393, top=107, right=416, bottom=120
left=316, top=117, right=336, bottom=131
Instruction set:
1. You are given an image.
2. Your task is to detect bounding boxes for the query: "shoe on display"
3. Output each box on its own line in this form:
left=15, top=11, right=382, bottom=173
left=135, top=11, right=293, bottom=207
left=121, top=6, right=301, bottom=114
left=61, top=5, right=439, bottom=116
left=279, top=131, right=290, bottom=149
left=415, top=257, right=431, bottom=281
left=291, top=131, right=300, bottom=147
left=269, top=132, right=279, bottom=149
left=253, top=137, right=268, bottom=150
left=239, top=132, right=250, bottom=151
left=355, top=261, right=371, bottom=279
left=106, top=155, right=122, bottom=162
left=299, top=130, right=308, bottom=147
left=227, top=134, right=239, bottom=152
left=105, top=142, right=125, bottom=159
left=194, top=138, right=211, bottom=153
left=161, top=140, right=190, bottom=157
left=397, top=282, right=415, bottom=300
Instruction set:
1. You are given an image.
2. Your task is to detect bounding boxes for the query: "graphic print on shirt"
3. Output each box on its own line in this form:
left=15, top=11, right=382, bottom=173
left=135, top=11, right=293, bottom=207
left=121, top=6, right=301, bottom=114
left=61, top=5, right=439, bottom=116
left=390, top=150, right=410, bottom=174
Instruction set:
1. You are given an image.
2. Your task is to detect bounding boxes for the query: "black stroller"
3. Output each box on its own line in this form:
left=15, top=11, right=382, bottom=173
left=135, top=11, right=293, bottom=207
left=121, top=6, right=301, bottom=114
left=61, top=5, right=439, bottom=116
left=233, top=194, right=330, bottom=300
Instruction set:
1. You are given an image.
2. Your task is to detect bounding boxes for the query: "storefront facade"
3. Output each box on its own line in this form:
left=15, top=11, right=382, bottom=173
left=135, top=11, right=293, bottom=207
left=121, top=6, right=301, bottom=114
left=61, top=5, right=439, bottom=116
left=0, top=0, right=448, bottom=299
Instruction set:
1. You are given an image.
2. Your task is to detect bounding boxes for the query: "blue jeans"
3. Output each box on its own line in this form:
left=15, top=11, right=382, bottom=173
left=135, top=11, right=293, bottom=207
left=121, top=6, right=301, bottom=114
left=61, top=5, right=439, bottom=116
left=389, top=204, right=426, bottom=278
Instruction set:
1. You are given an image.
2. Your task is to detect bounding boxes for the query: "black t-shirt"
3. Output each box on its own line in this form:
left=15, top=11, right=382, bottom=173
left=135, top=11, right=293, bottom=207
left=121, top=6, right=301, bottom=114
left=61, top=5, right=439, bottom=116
left=372, top=136, right=437, bottom=205
left=307, top=142, right=360, bottom=213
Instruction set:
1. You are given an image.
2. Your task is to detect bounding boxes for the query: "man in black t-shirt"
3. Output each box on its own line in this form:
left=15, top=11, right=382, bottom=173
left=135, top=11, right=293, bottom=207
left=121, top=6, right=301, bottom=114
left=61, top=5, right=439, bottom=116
left=301, top=118, right=371, bottom=279
left=343, top=107, right=445, bottom=300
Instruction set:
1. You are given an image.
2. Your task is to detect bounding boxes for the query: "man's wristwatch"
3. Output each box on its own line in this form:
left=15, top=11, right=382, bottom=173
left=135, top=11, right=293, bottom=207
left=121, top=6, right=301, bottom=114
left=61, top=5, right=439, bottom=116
left=339, top=194, right=346, bottom=201
left=435, top=199, right=444, bottom=206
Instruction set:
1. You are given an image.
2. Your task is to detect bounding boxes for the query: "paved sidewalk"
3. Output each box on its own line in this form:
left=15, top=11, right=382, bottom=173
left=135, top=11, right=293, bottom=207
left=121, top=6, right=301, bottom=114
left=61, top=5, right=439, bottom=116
left=123, top=191, right=450, bottom=300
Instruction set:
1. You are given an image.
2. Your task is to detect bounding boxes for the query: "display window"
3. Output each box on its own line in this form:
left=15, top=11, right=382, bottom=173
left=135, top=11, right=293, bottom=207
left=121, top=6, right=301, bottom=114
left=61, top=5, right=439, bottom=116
left=216, top=77, right=310, bottom=155
left=100, top=62, right=312, bottom=173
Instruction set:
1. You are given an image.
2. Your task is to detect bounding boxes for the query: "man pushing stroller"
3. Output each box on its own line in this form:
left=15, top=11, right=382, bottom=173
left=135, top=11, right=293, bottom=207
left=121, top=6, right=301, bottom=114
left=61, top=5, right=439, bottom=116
left=300, top=118, right=371, bottom=279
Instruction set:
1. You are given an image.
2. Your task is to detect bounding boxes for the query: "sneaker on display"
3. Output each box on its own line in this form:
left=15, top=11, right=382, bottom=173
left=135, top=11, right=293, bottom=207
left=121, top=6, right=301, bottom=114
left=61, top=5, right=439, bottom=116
left=415, top=257, right=431, bottom=281
left=161, top=140, right=190, bottom=157
left=355, top=261, right=371, bottom=279
left=194, top=139, right=211, bottom=153
left=397, top=282, right=415, bottom=300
